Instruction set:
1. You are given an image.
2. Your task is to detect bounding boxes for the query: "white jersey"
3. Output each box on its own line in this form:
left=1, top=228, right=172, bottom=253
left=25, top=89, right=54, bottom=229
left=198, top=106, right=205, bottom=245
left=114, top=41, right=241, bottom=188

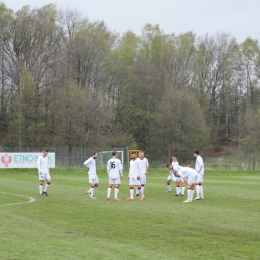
left=107, top=158, right=123, bottom=179
left=195, top=156, right=204, bottom=175
left=83, top=157, right=97, bottom=175
left=37, top=155, right=49, bottom=173
left=172, top=161, right=182, bottom=173
left=178, top=167, right=198, bottom=179
left=137, top=158, right=149, bottom=175
left=129, top=159, right=140, bottom=177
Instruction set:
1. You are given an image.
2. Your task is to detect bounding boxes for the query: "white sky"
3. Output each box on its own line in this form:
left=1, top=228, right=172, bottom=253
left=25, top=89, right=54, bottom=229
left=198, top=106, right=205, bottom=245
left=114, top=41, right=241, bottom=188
left=4, top=0, right=260, bottom=43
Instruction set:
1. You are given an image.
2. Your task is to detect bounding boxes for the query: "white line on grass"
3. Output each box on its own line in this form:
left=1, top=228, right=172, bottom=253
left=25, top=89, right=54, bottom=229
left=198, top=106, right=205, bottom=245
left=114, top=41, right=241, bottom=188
left=0, top=192, right=35, bottom=206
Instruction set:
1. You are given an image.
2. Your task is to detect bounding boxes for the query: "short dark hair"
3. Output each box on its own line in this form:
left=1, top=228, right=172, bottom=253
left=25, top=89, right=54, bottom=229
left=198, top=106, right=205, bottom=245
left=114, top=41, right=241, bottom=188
left=43, top=148, right=48, bottom=152
left=131, top=151, right=136, bottom=155
left=93, top=152, right=98, bottom=155
left=112, top=151, right=117, bottom=156
left=172, top=154, right=178, bottom=158
left=193, top=150, right=199, bottom=155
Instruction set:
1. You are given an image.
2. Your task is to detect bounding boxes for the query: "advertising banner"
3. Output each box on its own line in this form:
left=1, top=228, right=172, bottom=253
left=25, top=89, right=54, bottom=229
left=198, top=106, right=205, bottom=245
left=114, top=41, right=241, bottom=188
left=0, top=153, right=55, bottom=168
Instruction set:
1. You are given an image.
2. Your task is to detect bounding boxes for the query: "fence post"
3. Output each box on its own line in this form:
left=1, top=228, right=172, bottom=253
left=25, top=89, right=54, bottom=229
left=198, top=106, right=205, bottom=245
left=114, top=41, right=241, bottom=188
left=224, top=151, right=226, bottom=170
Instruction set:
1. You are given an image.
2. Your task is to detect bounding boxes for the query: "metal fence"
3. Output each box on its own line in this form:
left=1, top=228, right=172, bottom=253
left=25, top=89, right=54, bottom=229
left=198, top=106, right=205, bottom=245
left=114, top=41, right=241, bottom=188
left=1, top=147, right=259, bottom=170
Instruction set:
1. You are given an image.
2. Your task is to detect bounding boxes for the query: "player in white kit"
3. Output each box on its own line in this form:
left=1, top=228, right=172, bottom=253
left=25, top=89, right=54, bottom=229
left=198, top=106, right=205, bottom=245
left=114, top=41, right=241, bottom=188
left=135, top=151, right=149, bottom=198
left=174, top=167, right=198, bottom=203
left=37, top=149, right=51, bottom=196
left=106, top=151, right=123, bottom=201
left=166, top=155, right=185, bottom=196
left=83, top=152, right=99, bottom=199
left=127, top=152, right=144, bottom=201
left=193, top=150, right=204, bottom=200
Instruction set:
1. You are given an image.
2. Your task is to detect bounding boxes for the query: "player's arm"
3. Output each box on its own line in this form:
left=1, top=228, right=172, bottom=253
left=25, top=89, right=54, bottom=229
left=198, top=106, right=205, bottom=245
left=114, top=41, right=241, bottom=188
left=196, top=158, right=203, bottom=173
left=83, top=158, right=91, bottom=168
left=118, top=160, right=123, bottom=178
left=106, top=161, right=110, bottom=176
left=37, top=157, right=42, bottom=175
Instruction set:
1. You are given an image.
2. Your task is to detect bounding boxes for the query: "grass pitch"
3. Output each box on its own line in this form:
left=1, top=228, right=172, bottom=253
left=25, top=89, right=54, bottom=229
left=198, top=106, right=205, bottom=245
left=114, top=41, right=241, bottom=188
left=0, top=168, right=260, bottom=260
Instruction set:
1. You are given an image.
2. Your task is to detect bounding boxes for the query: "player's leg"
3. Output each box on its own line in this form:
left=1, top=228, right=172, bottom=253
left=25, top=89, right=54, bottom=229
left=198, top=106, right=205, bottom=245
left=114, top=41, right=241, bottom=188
left=135, top=185, right=139, bottom=196
left=114, top=178, right=121, bottom=200
left=140, top=175, right=146, bottom=198
left=181, top=181, right=185, bottom=196
left=200, top=175, right=204, bottom=199
left=195, top=175, right=202, bottom=200
left=175, top=181, right=181, bottom=196
left=166, top=175, right=172, bottom=192
left=39, top=179, right=44, bottom=195
left=43, top=173, right=51, bottom=196
left=127, top=177, right=134, bottom=200
left=107, top=179, right=113, bottom=200
left=88, top=175, right=96, bottom=199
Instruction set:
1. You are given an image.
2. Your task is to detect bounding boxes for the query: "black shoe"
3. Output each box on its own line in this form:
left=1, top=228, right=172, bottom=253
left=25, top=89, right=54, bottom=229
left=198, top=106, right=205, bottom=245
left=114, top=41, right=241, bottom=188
left=43, top=191, right=49, bottom=196
left=179, top=194, right=184, bottom=196
left=174, top=194, right=179, bottom=196
left=135, top=193, right=139, bottom=196
left=40, top=193, right=43, bottom=196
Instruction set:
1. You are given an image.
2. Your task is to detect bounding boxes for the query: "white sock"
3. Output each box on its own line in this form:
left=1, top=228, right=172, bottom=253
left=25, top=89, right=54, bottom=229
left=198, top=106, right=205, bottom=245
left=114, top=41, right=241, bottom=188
left=175, top=187, right=179, bottom=194
left=130, top=188, right=134, bottom=199
left=167, top=185, right=172, bottom=191
left=115, top=187, right=119, bottom=198
left=200, top=185, right=204, bottom=196
left=141, top=186, right=145, bottom=197
left=107, top=187, right=112, bottom=198
left=187, top=189, right=191, bottom=200
left=90, top=187, right=94, bottom=197
left=191, top=190, right=195, bottom=200
left=135, top=186, right=139, bottom=194
left=44, top=184, right=50, bottom=192
left=182, top=186, right=185, bottom=195
left=138, top=187, right=143, bottom=197
left=196, top=185, right=200, bottom=197
left=39, top=185, right=43, bottom=194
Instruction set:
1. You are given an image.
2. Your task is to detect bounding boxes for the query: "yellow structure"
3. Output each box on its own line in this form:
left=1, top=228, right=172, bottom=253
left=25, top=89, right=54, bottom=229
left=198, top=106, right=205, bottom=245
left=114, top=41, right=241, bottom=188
left=128, top=150, right=140, bottom=168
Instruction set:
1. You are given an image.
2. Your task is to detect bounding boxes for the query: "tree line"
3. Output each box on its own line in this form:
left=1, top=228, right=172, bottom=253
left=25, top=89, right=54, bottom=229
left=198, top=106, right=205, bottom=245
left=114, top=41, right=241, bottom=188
left=0, top=3, right=260, bottom=161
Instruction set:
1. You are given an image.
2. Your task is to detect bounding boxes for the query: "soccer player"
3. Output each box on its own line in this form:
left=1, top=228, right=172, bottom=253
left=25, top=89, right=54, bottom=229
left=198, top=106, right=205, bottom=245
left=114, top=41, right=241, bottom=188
left=83, top=152, right=99, bottom=199
left=174, top=167, right=198, bottom=203
left=166, top=155, right=185, bottom=196
left=37, top=149, right=51, bottom=196
left=106, top=151, right=123, bottom=201
left=135, top=151, right=149, bottom=198
left=193, top=150, right=204, bottom=200
left=127, top=152, right=144, bottom=201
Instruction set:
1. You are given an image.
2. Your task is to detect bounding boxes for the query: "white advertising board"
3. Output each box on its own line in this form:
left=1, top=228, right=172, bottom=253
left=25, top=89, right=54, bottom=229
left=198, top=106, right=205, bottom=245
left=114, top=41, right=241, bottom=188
left=0, top=153, right=55, bottom=168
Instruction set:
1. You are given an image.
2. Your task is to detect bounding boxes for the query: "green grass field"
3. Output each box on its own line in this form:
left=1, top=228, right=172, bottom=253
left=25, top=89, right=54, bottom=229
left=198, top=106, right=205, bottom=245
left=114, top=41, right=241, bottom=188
left=0, top=168, right=260, bottom=260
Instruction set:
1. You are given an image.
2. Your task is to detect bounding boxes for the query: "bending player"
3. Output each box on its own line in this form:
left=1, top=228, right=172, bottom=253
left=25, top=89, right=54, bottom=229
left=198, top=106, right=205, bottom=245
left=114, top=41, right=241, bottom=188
left=166, top=155, right=185, bottom=196
left=127, top=152, right=144, bottom=201
left=106, top=151, right=123, bottom=201
left=37, top=148, right=51, bottom=196
left=135, top=151, right=149, bottom=198
left=83, top=152, right=99, bottom=199
left=193, top=150, right=204, bottom=200
left=174, top=167, right=198, bottom=203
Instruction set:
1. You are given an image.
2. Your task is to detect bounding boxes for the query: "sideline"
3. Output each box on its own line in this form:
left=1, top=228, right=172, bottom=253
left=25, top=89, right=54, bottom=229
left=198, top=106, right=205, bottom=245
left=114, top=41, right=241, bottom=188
left=0, top=192, right=35, bottom=206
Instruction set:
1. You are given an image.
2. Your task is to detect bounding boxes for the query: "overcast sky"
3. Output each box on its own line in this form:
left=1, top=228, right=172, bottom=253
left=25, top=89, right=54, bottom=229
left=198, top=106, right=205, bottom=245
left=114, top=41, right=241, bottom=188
left=5, top=0, right=260, bottom=43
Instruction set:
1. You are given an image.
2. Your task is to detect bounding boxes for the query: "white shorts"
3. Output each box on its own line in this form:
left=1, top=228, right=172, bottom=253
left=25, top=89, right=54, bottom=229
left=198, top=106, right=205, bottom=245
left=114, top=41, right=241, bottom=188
left=89, top=175, right=99, bottom=184
left=196, top=174, right=203, bottom=183
left=39, top=172, right=51, bottom=181
left=140, top=175, right=146, bottom=185
left=109, top=178, right=121, bottom=185
left=129, top=176, right=141, bottom=186
left=187, top=174, right=198, bottom=185
left=167, top=174, right=176, bottom=182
